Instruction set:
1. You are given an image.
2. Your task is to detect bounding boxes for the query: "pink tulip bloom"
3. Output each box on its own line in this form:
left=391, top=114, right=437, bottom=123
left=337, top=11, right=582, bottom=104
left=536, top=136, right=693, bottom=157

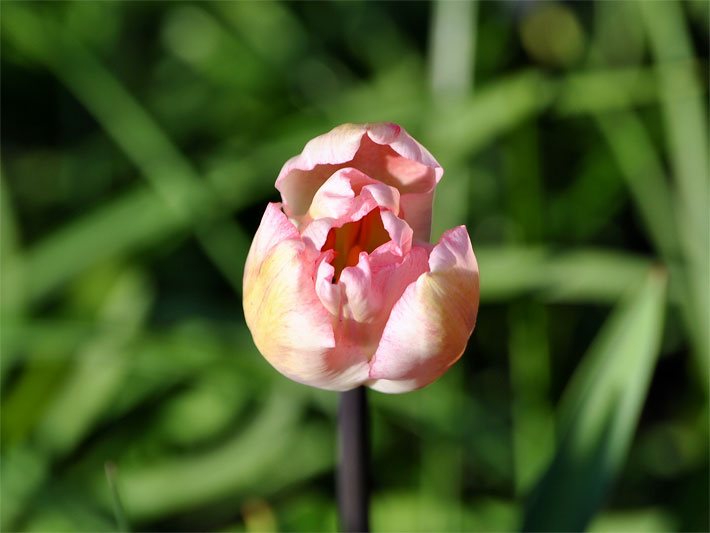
left=243, top=123, right=479, bottom=393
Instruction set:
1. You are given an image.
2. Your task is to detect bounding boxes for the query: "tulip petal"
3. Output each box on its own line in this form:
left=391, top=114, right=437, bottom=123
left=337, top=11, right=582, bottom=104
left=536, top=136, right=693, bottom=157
left=379, top=210, right=413, bottom=257
left=301, top=172, right=400, bottom=252
left=331, top=245, right=430, bottom=359
left=276, top=124, right=369, bottom=223
left=308, top=168, right=400, bottom=221
left=243, top=202, right=300, bottom=270
left=276, top=123, right=442, bottom=240
left=243, top=204, right=369, bottom=390
left=367, top=226, right=479, bottom=393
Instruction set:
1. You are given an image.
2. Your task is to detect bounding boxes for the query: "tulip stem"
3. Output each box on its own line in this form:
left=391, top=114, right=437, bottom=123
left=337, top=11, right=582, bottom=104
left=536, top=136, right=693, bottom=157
left=337, top=386, right=370, bottom=532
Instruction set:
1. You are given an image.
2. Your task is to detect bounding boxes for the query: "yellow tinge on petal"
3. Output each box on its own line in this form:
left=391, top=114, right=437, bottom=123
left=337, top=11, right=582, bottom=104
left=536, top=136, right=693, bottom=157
left=244, top=239, right=335, bottom=384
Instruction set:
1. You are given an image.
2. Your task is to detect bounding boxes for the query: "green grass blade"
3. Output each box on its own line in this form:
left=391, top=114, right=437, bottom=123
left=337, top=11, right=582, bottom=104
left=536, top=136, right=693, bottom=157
left=105, top=462, right=130, bottom=533
left=0, top=169, right=23, bottom=316
left=523, top=267, right=668, bottom=531
left=595, top=111, right=679, bottom=261
left=476, top=246, right=656, bottom=304
left=0, top=169, right=26, bottom=380
left=638, top=0, right=709, bottom=369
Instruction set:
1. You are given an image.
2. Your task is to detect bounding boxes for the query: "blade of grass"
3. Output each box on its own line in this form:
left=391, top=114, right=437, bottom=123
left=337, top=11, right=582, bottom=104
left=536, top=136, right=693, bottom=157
left=638, top=0, right=709, bottom=376
left=595, top=108, right=706, bottom=389
left=590, top=508, right=677, bottom=533
left=476, top=246, right=657, bottom=304
left=429, top=0, right=476, bottom=97
left=595, top=112, right=679, bottom=262
left=105, top=462, right=129, bottom=533
left=639, top=1, right=709, bottom=240
left=587, top=0, right=707, bottom=391
left=0, top=169, right=23, bottom=316
left=0, top=169, right=26, bottom=380
left=523, top=267, right=668, bottom=531
left=555, top=67, right=658, bottom=115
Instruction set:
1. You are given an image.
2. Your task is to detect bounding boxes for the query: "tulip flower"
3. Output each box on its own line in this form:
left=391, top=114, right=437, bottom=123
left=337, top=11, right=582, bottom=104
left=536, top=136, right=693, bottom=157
left=243, top=123, right=479, bottom=393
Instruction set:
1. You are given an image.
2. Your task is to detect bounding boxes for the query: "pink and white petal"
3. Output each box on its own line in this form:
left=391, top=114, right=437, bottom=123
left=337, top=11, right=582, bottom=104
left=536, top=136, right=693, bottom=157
left=351, top=128, right=442, bottom=241
left=428, top=224, right=478, bottom=272
left=366, top=123, right=442, bottom=175
left=243, top=202, right=300, bottom=278
left=308, top=168, right=370, bottom=220
left=359, top=183, right=400, bottom=217
left=280, top=124, right=366, bottom=174
left=339, top=252, right=380, bottom=324
left=243, top=240, right=332, bottom=386
left=243, top=209, right=369, bottom=391
left=275, top=123, right=443, bottom=237
left=367, top=226, right=479, bottom=393
left=379, top=210, right=413, bottom=256
left=308, top=168, right=401, bottom=223
left=314, top=250, right=340, bottom=317
left=301, top=217, right=336, bottom=251
left=276, top=124, right=368, bottom=219
left=334, top=246, right=430, bottom=361
left=364, top=377, right=422, bottom=394
left=368, top=245, right=431, bottom=339
left=352, top=135, right=440, bottom=196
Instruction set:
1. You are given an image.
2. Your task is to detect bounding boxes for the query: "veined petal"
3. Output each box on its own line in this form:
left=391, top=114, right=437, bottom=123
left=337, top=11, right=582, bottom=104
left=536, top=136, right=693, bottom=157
left=367, top=226, right=479, bottom=393
left=243, top=204, right=369, bottom=391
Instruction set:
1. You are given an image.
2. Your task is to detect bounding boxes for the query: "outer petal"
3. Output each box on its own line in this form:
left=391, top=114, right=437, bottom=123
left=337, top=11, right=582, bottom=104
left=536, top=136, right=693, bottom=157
left=276, top=124, right=369, bottom=224
left=276, top=123, right=443, bottom=240
left=243, top=204, right=369, bottom=390
left=367, top=226, right=479, bottom=393
left=243, top=202, right=300, bottom=273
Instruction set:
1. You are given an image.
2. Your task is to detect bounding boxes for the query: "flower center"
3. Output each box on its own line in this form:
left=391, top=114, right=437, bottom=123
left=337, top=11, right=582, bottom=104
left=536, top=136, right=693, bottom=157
left=321, top=209, right=389, bottom=281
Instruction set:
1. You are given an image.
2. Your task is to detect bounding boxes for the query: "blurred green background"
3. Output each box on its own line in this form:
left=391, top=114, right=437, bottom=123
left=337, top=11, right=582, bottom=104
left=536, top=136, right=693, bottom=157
left=1, top=1, right=708, bottom=531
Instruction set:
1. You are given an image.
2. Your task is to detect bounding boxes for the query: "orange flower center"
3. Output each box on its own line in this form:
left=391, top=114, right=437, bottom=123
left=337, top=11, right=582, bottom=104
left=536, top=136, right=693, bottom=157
left=321, top=209, right=389, bottom=281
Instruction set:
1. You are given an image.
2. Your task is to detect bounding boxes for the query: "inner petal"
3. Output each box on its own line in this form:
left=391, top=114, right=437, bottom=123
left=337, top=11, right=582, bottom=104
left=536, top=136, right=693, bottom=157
left=322, top=208, right=389, bottom=281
